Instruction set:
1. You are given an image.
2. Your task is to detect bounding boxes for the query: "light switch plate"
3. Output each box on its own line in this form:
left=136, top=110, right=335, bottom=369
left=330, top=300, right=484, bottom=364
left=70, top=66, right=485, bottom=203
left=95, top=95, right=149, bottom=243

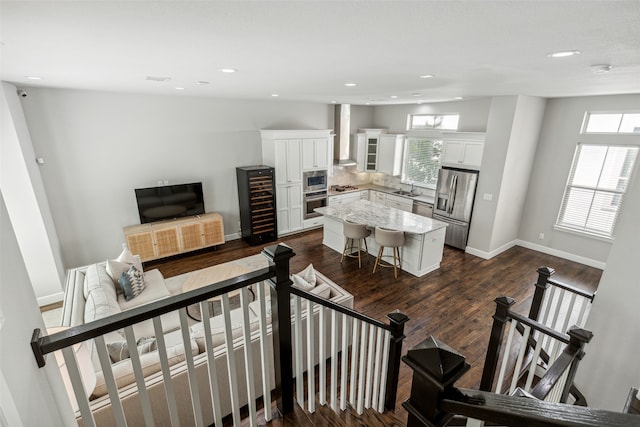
left=483, top=193, right=493, bottom=201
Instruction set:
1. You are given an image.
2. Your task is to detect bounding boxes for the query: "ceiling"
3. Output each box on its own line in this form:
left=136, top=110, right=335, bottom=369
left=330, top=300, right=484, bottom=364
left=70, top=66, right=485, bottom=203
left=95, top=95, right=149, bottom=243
left=1, top=1, right=639, bottom=105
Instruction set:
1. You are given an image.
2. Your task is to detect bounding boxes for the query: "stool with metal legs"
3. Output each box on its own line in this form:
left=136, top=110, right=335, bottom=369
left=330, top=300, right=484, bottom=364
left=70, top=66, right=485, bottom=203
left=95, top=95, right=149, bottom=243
left=341, top=219, right=371, bottom=268
left=373, top=226, right=405, bottom=279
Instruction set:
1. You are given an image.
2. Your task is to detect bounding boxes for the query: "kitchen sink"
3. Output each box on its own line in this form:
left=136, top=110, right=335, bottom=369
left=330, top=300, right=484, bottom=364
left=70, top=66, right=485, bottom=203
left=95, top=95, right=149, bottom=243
left=393, top=190, right=417, bottom=197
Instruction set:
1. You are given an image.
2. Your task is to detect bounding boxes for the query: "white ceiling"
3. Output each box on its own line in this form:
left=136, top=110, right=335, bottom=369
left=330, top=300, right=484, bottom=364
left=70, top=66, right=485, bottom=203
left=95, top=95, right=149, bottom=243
left=1, top=1, right=639, bottom=105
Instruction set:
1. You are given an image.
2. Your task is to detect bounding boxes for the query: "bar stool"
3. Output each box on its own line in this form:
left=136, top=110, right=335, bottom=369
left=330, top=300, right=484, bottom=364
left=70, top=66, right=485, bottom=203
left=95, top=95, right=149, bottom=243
left=341, top=219, right=371, bottom=268
left=373, top=227, right=405, bottom=279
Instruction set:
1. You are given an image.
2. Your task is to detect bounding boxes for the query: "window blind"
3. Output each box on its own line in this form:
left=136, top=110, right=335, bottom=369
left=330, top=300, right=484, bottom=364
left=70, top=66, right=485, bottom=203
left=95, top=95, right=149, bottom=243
left=557, top=144, right=638, bottom=237
left=402, top=138, right=442, bottom=187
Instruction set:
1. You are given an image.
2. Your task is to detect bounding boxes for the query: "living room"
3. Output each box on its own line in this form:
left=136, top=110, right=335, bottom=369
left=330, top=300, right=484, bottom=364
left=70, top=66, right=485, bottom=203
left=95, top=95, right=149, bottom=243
left=1, top=1, right=640, bottom=425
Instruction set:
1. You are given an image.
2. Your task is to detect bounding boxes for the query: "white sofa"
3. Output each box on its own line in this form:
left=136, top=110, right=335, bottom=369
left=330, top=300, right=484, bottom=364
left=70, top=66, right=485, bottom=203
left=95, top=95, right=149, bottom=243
left=61, top=256, right=354, bottom=426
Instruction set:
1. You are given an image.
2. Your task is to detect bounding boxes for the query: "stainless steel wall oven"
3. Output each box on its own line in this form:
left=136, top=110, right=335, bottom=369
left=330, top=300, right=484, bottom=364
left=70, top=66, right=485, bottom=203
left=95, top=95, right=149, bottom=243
left=304, top=190, right=327, bottom=219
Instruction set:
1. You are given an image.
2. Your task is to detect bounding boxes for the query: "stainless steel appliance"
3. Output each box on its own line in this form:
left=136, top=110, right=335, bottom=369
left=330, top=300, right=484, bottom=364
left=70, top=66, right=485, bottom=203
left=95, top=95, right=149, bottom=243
left=303, top=170, right=328, bottom=192
left=304, top=190, right=327, bottom=219
left=433, top=167, right=479, bottom=249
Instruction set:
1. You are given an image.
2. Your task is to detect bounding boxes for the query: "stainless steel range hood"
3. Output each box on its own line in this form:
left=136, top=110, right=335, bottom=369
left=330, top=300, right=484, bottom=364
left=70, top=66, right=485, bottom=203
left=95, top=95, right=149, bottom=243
left=333, top=104, right=357, bottom=166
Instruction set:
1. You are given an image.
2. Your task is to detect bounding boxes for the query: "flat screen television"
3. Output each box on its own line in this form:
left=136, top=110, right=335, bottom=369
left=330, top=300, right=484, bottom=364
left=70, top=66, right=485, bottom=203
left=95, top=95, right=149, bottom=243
left=135, top=182, right=205, bottom=224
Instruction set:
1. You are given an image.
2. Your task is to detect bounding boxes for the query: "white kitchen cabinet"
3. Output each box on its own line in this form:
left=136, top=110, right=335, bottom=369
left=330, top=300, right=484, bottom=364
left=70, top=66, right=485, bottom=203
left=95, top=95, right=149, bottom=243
left=328, top=191, right=362, bottom=206
left=273, top=139, right=302, bottom=184
left=384, top=194, right=413, bottom=212
left=441, top=132, right=485, bottom=170
left=276, top=183, right=303, bottom=234
left=370, top=190, right=386, bottom=205
left=377, top=134, right=404, bottom=176
left=302, top=138, right=330, bottom=171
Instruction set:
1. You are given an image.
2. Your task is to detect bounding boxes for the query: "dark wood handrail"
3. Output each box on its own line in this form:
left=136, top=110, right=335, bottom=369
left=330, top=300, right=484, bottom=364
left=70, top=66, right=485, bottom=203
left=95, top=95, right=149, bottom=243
left=439, top=388, right=638, bottom=427
left=289, top=286, right=392, bottom=331
left=547, top=277, right=597, bottom=301
left=402, top=335, right=638, bottom=427
left=31, top=267, right=274, bottom=367
left=508, top=310, right=570, bottom=344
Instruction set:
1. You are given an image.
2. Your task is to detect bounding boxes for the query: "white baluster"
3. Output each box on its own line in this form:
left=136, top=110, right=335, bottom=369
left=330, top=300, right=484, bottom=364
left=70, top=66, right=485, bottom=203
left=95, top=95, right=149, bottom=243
left=62, top=345, right=97, bottom=427
left=94, top=336, right=127, bottom=427
left=495, top=321, right=516, bottom=394
left=294, top=295, right=304, bottom=407
left=364, top=323, right=376, bottom=408
left=330, top=309, right=339, bottom=411
left=123, top=326, right=155, bottom=426
left=152, top=316, right=180, bottom=427
left=179, top=308, right=204, bottom=426
left=348, top=319, right=360, bottom=407
left=319, top=304, right=327, bottom=405
left=509, top=324, right=531, bottom=394
left=240, top=287, right=257, bottom=426
left=199, top=301, right=223, bottom=427
left=306, top=298, right=315, bottom=413
left=371, top=327, right=383, bottom=411
left=221, top=293, right=241, bottom=425
left=257, top=282, right=272, bottom=421
left=356, top=322, right=368, bottom=414
left=340, top=313, right=349, bottom=410
left=377, top=330, right=391, bottom=412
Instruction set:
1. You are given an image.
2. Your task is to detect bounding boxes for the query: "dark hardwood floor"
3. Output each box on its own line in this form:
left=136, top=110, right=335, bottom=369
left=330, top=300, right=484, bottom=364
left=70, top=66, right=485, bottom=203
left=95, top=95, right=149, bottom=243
left=146, top=228, right=602, bottom=424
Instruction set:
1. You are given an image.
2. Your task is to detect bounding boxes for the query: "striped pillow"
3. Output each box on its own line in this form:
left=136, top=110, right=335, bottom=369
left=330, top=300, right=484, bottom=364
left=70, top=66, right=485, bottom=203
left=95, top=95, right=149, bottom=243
left=118, top=265, right=146, bottom=301
left=107, top=337, right=157, bottom=362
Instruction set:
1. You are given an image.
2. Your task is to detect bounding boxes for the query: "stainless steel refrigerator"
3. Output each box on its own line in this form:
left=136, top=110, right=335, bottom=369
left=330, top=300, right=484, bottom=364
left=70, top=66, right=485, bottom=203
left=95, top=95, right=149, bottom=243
left=433, top=167, right=479, bottom=250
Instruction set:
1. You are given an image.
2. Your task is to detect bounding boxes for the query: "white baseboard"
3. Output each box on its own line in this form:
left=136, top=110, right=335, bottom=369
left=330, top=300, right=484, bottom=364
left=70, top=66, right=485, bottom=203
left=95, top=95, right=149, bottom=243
left=37, top=291, right=64, bottom=307
left=465, top=240, right=518, bottom=260
left=225, top=232, right=241, bottom=241
left=515, top=240, right=605, bottom=270
left=466, top=239, right=605, bottom=270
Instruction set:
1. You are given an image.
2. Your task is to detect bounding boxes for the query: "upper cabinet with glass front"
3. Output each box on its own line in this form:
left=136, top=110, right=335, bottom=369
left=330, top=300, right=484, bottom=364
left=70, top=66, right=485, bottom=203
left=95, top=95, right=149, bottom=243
left=354, top=129, right=388, bottom=172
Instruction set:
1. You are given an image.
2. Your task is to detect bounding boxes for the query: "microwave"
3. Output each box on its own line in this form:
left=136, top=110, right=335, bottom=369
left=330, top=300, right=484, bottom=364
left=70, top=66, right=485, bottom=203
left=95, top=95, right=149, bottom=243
left=303, top=170, right=328, bottom=192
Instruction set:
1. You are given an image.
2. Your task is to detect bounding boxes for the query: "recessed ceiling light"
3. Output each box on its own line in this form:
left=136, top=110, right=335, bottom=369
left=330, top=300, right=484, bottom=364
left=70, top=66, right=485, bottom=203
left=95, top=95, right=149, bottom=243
left=390, top=95, right=398, bottom=99
left=219, top=68, right=238, bottom=73
left=591, top=64, right=612, bottom=74
left=331, top=101, right=337, bottom=104
left=547, top=50, right=581, bottom=58
left=271, top=94, right=279, bottom=97
left=412, top=93, right=421, bottom=97
left=146, top=76, right=171, bottom=82
left=25, top=76, right=42, bottom=81
left=195, top=81, right=209, bottom=85
left=344, top=82, right=357, bottom=87
left=419, top=74, right=434, bottom=79
left=175, top=87, right=185, bottom=90
left=454, top=97, right=463, bottom=100
left=365, top=102, right=371, bottom=105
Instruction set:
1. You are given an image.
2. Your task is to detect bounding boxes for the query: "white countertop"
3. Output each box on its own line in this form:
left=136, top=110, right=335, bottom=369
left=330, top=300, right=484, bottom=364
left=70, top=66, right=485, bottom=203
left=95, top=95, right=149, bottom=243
left=315, top=199, right=447, bottom=234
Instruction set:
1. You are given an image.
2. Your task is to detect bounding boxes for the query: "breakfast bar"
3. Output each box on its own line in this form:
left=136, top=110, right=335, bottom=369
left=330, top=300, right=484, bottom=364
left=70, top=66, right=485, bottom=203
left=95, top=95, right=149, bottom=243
left=315, top=199, right=448, bottom=277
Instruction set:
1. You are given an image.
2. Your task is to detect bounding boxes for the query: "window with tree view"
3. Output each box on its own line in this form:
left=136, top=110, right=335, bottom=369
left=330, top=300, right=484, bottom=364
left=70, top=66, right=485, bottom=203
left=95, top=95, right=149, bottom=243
left=556, top=143, right=638, bottom=238
left=402, top=137, right=443, bottom=188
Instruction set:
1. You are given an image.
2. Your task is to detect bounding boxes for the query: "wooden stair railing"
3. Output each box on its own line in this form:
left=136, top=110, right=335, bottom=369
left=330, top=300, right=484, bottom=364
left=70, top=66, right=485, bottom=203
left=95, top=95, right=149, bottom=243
left=530, top=266, right=596, bottom=331
left=402, top=336, right=639, bottom=427
left=31, top=242, right=408, bottom=426
left=479, top=296, right=592, bottom=404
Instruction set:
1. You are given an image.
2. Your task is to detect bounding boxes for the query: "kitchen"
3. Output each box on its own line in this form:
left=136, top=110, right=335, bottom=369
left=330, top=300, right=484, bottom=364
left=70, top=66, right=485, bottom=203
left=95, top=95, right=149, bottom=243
left=247, top=104, right=485, bottom=276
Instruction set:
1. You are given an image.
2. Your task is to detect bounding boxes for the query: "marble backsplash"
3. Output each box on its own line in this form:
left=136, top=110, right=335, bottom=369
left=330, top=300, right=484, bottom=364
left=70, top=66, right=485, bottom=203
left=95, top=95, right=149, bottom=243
left=330, top=166, right=436, bottom=198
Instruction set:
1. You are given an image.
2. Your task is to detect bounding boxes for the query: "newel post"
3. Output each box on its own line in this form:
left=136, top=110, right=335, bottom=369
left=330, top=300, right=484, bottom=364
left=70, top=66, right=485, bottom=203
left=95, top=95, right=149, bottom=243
left=402, top=336, right=470, bottom=427
left=262, top=243, right=296, bottom=416
left=384, top=310, right=409, bottom=411
left=529, top=266, right=554, bottom=321
left=560, top=326, right=593, bottom=403
left=479, top=296, right=515, bottom=392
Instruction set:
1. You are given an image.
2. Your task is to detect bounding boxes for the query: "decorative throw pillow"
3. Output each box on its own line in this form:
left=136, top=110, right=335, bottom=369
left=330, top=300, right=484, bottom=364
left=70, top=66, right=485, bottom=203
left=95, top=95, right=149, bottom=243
left=106, top=247, right=144, bottom=289
left=118, top=265, right=146, bottom=301
left=107, top=337, right=158, bottom=362
left=291, top=263, right=317, bottom=291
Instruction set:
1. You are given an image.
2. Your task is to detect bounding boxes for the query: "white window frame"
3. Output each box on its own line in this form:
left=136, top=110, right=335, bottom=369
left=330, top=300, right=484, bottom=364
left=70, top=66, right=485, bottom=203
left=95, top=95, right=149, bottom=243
left=408, top=113, right=459, bottom=131
left=581, top=111, right=640, bottom=134
left=554, top=142, right=639, bottom=240
left=401, top=130, right=444, bottom=189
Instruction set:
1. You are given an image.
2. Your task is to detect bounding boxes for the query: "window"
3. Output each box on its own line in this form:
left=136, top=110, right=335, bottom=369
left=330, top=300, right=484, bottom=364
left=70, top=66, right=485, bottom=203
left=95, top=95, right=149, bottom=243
left=409, top=114, right=459, bottom=130
left=556, top=144, right=638, bottom=238
left=583, top=112, right=640, bottom=134
left=402, top=137, right=443, bottom=188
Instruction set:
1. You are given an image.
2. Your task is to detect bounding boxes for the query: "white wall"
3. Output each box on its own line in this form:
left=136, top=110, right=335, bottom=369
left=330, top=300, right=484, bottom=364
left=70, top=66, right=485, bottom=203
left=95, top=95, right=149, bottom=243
left=1, top=82, right=65, bottom=304
left=518, top=94, right=640, bottom=266
left=19, top=87, right=333, bottom=268
left=491, top=97, right=546, bottom=250
left=372, top=98, right=492, bottom=133
left=0, top=194, right=73, bottom=426
left=575, top=147, right=640, bottom=411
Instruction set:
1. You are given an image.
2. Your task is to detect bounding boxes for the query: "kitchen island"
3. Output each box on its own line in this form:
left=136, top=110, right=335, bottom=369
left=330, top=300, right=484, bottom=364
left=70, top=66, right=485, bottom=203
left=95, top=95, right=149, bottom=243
left=315, top=200, right=448, bottom=277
